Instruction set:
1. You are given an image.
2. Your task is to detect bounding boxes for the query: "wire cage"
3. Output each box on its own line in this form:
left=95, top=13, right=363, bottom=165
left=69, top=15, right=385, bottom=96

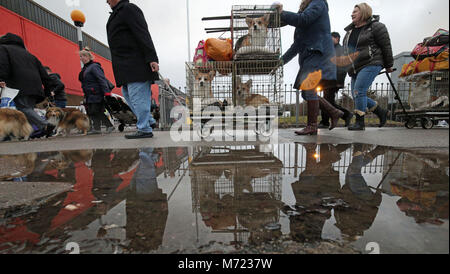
left=190, top=146, right=283, bottom=245
left=400, top=70, right=449, bottom=111
left=231, top=5, right=282, bottom=61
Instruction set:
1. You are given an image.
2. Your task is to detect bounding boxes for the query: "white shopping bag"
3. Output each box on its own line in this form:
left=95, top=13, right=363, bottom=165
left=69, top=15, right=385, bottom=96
left=0, top=86, right=19, bottom=109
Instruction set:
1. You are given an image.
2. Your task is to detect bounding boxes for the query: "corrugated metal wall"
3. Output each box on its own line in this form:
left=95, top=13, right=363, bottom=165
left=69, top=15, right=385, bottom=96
left=0, top=0, right=111, bottom=60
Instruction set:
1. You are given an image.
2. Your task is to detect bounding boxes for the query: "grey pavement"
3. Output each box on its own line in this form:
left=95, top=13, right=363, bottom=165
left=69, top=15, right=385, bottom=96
left=0, top=127, right=448, bottom=155
left=0, top=181, right=72, bottom=213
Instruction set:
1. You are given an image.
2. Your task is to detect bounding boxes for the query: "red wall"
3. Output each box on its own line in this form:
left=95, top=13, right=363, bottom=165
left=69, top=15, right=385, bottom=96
left=0, top=6, right=121, bottom=97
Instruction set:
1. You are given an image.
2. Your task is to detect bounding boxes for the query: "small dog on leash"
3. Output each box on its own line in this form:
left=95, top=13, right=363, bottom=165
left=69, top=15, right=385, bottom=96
left=45, top=107, right=90, bottom=136
left=0, top=108, right=33, bottom=141
left=235, top=14, right=271, bottom=52
left=235, top=77, right=270, bottom=107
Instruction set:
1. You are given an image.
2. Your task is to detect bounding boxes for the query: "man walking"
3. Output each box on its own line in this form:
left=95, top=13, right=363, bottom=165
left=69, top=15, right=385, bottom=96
left=319, top=32, right=353, bottom=129
left=106, top=0, right=159, bottom=139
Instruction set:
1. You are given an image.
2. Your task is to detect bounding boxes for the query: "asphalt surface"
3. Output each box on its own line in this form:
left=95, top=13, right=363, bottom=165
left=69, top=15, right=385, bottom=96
left=0, top=128, right=448, bottom=155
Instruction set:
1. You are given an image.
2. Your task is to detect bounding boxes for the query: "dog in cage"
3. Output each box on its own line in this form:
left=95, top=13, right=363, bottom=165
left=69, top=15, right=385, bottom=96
left=193, top=69, right=223, bottom=109
left=235, top=14, right=271, bottom=53
left=236, top=76, right=270, bottom=107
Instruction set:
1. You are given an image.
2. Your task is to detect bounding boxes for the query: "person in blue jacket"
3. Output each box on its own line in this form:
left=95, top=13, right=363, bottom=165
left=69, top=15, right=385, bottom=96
left=78, top=47, right=115, bottom=135
left=275, top=0, right=344, bottom=135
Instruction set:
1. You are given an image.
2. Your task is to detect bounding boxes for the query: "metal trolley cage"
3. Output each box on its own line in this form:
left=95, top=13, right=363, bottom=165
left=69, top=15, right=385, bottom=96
left=186, top=5, right=283, bottom=138
left=190, top=146, right=283, bottom=246
left=396, top=70, right=449, bottom=129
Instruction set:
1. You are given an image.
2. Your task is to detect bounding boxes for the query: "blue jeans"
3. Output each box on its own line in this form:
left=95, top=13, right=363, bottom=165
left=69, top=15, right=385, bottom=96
left=122, top=81, right=156, bottom=133
left=351, top=66, right=382, bottom=113
left=54, top=100, right=67, bottom=109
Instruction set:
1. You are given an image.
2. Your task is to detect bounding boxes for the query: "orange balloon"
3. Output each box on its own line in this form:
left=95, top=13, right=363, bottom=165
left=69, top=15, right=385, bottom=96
left=71, top=10, right=86, bottom=24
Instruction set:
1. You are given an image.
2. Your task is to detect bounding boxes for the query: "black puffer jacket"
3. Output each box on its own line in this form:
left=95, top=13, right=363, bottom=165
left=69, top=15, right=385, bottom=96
left=342, top=15, right=394, bottom=77
left=0, top=33, right=54, bottom=102
left=106, top=0, right=159, bottom=87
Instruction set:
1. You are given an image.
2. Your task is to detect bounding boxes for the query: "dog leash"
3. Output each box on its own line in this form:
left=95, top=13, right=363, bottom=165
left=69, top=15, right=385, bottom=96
left=157, top=72, right=185, bottom=106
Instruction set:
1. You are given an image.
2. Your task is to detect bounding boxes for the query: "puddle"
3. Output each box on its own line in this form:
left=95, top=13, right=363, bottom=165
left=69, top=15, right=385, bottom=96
left=0, top=144, right=448, bottom=254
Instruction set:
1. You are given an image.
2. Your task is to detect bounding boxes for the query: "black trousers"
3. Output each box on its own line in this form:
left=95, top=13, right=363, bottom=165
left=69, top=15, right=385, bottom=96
left=320, top=87, right=352, bottom=125
left=87, top=102, right=113, bottom=131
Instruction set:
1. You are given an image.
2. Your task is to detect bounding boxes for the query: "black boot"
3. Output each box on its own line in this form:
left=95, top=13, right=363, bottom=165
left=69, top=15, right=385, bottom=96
left=318, top=120, right=330, bottom=129
left=348, top=114, right=365, bottom=131
left=343, top=112, right=354, bottom=127
left=372, top=106, right=389, bottom=128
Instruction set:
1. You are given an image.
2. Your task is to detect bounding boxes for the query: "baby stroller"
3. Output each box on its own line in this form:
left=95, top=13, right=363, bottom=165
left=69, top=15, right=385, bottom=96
left=104, top=94, right=137, bottom=132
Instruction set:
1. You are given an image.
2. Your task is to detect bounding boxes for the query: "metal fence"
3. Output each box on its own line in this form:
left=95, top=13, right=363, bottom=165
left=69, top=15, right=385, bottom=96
left=0, top=0, right=111, bottom=60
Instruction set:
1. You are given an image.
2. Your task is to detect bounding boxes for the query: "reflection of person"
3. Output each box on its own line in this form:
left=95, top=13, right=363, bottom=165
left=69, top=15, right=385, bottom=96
left=287, top=144, right=348, bottom=242
left=78, top=48, right=115, bottom=135
left=342, top=3, right=393, bottom=130
left=319, top=32, right=353, bottom=129
left=275, top=0, right=343, bottom=135
left=106, top=0, right=159, bottom=139
left=0, top=33, right=56, bottom=138
left=334, top=144, right=385, bottom=239
left=126, top=148, right=168, bottom=252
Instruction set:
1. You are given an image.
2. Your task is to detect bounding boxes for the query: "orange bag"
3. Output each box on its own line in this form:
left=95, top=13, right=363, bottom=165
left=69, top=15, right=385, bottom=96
left=204, top=38, right=233, bottom=61
left=400, top=51, right=449, bottom=77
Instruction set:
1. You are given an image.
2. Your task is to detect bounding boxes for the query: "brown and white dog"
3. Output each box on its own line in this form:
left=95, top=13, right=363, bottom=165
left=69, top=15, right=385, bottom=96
left=0, top=108, right=33, bottom=141
left=193, top=70, right=223, bottom=107
left=235, top=14, right=271, bottom=52
left=235, top=77, right=270, bottom=107
left=45, top=107, right=90, bottom=136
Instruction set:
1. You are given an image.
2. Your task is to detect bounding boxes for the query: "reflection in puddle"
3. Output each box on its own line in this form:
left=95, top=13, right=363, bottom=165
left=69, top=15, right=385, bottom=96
left=0, top=144, right=448, bottom=254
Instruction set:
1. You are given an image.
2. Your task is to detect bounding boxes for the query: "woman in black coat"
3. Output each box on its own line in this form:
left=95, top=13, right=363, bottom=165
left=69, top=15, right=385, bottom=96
left=78, top=48, right=114, bottom=135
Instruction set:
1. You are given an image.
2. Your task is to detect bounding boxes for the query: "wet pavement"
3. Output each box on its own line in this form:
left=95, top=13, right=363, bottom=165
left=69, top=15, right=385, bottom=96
left=0, top=143, right=448, bottom=254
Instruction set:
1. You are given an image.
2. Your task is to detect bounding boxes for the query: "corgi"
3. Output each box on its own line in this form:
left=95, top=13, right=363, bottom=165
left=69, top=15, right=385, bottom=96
left=235, top=14, right=271, bottom=52
left=45, top=107, right=90, bottom=136
left=0, top=108, right=33, bottom=141
left=193, top=70, right=223, bottom=108
left=235, top=77, right=270, bottom=107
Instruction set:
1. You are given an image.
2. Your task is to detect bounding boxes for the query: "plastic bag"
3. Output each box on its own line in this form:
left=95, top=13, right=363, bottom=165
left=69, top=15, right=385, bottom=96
left=205, top=38, right=233, bottom=61
left=0, top=86, right=19, bottom=109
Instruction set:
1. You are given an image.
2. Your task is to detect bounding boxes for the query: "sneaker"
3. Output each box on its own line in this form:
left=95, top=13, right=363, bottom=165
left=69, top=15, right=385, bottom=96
left=125, top=131, right=153, bottom=139
left=87, top=129, right=102, bottom=135
left=106, top=127, right=115, bottom=134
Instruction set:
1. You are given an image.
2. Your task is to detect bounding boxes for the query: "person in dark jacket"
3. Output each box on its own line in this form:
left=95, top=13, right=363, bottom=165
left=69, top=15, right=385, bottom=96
left=78, top=48, right=115, bottom=135
left=0, top=33, right=56, bottom=138
left=275, top=0, right=344, bottom=136
left=106, top=0, right=159, bottom=139
left=342, top=3, right=393, bottom=131
left=318, top=32, right=354, bottom=129
left=44, top=66, right=67, bottom=109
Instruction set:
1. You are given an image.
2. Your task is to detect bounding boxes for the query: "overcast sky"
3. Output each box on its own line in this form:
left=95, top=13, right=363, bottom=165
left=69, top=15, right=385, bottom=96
left=33, top=0, right=449, bottom=89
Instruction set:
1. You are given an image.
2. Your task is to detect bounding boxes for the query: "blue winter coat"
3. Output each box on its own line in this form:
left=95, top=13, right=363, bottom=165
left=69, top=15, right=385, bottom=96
left=281, top=0, right=336, bottom=89
left=79, top=61, right=110, bottom=104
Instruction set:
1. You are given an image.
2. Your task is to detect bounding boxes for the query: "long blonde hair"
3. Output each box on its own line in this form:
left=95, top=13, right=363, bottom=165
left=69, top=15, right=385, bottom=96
left=355, top=3, right=373, bottom=22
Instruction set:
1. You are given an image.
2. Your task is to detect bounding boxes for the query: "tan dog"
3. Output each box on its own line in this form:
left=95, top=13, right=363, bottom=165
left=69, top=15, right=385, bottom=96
left=0, top=153, right=37, bottom=180
left=235, top=14, right=271, bottom=52
left=45, top=107, right=90, bottom=136
left=0, top=108, right=33, bottom=141
left=235, top=77, right=270, bottom=107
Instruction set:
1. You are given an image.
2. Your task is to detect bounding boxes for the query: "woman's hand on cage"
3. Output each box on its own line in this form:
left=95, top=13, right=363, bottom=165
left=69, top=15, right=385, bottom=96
left=272, top=2, right=283, bottom=13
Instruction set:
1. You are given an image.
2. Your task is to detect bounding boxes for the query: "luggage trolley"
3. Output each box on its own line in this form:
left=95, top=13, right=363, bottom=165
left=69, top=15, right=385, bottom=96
left=393, top=70, right=449, bottom=129
left=186, top=5, right=283, bottom=139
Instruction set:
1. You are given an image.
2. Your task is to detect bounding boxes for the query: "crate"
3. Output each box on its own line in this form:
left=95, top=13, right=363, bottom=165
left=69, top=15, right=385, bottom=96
left=231, top=5, right=282, bottom=61
left=401, top=70, right=449, bottom=111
